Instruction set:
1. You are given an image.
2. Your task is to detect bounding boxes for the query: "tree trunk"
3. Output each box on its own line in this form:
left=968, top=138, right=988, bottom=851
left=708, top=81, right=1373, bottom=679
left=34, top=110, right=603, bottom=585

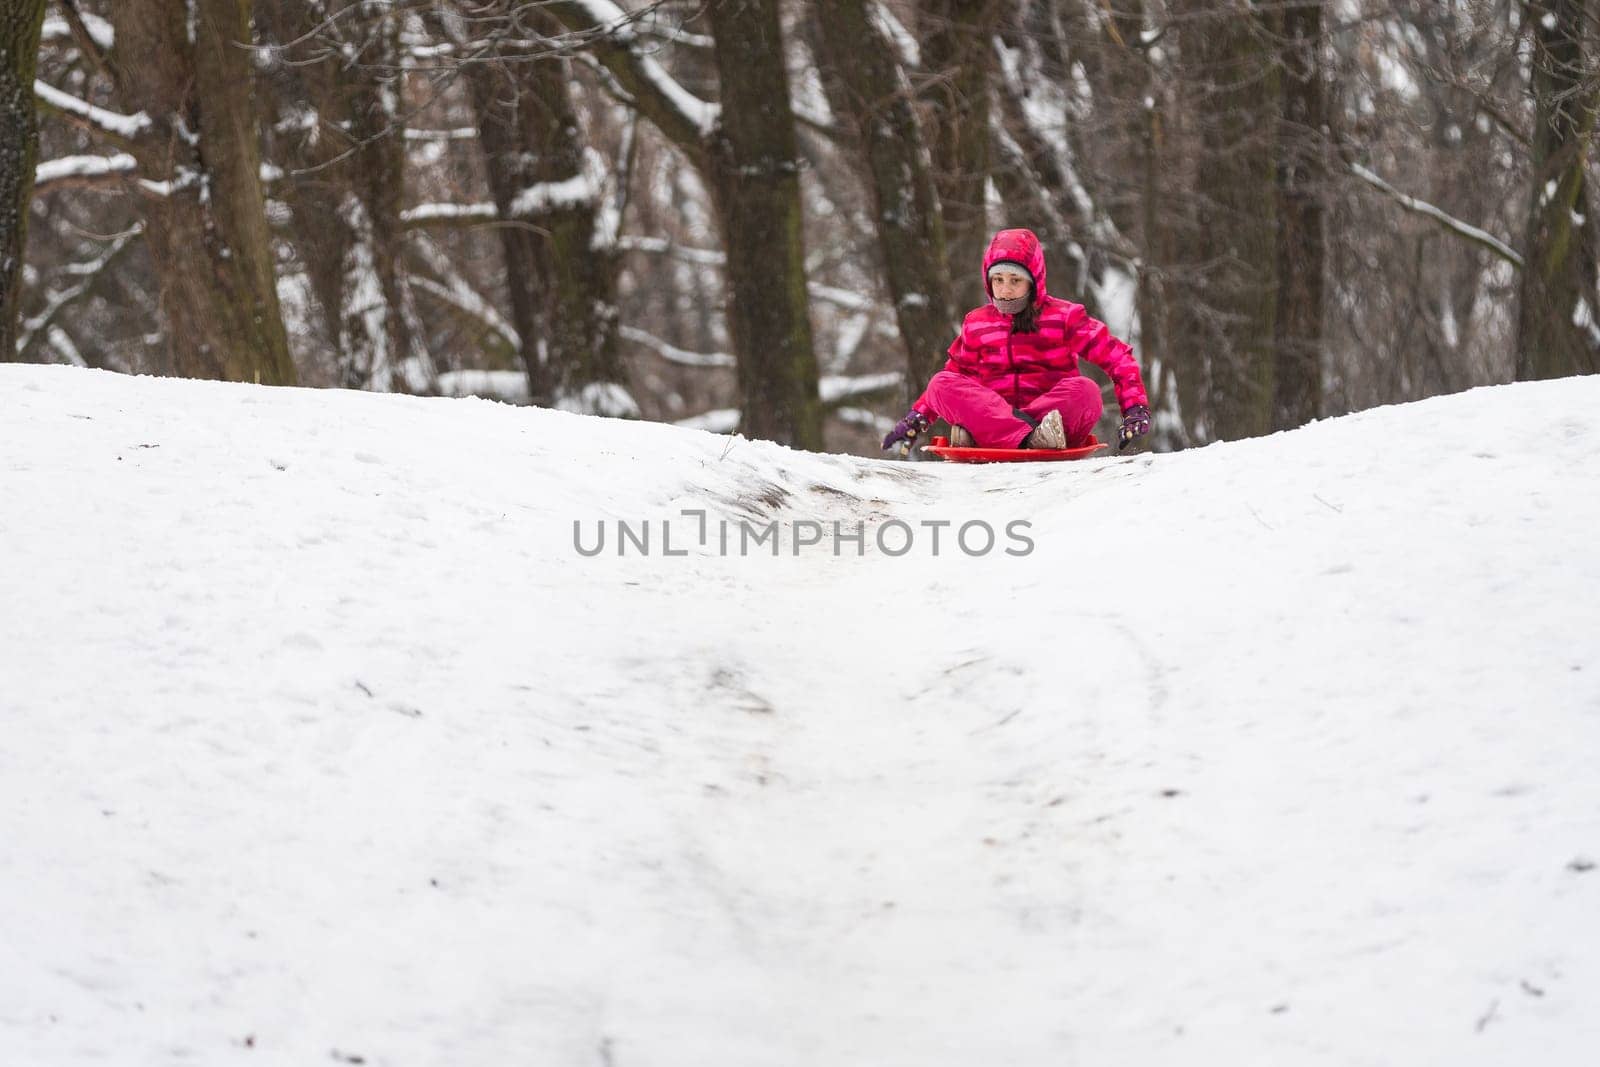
left=462, top=14, right=621, bottom=406
left=1, top=0, right=48, bottom=359
left=110, top=0, right=295, bottom=384
left=339, top=14, right=414, bottom=392
left=258, top=1, right=415, bottom=390
left=1272, top=0, right=1326, bottom=430
left=1172, top=0, right=1280, bottom=441
left=918, top=0, right=1003, bottom=310
left=705, top=0, right=822, bottom=448
left=1516, top=0, right=1600, bottom=380
left=812, top=0, right=956, bottom=390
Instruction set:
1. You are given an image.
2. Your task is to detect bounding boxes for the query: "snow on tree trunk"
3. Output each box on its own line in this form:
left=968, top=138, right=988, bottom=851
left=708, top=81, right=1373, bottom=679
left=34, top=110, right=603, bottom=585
left=1, top=0, right=48, bottom=360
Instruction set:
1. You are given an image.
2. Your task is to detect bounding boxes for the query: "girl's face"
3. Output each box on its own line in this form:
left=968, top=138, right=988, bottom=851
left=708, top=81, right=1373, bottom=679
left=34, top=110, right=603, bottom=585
left=990, top=272, right=1030, bottom=302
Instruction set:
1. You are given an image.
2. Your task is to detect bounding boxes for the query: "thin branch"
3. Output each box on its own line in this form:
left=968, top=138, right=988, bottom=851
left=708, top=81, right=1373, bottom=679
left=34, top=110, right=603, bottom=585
left=407, top=234, right=522, bottom=356
left=819, top=370, right=904, bottom=404
left=615, top=233, right=725, bottom=266
left=18, top=226, right=144, bottom=361
left=617, top=324, right=736, bottom=367
left=1349, top=162, right=1524, bottom=268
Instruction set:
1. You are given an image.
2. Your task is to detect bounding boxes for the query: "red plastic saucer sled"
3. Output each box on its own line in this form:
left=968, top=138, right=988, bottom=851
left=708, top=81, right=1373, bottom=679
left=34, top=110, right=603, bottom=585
left=921, top=434, right=1110, bottom=463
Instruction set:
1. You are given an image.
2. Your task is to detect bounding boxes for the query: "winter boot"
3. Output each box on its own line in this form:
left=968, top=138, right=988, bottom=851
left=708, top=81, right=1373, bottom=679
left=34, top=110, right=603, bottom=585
left=950, top=424, right=975, bottom=448
left=1023, top=409, right=1066, bottom=450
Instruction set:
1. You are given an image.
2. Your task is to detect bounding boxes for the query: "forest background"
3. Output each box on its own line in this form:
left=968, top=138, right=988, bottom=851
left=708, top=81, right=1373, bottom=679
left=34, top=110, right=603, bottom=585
left=3, top=0, right=1595, bottom=454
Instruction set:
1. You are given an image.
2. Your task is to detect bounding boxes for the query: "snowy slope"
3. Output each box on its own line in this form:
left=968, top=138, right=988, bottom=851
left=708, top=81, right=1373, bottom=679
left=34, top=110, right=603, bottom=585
left=2, top=364, right=1598, bottom=1067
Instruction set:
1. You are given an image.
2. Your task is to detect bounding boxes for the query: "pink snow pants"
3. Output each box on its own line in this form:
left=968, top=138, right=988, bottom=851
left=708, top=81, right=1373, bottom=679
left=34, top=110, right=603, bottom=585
left=922, top=371, right=1103, bottom=448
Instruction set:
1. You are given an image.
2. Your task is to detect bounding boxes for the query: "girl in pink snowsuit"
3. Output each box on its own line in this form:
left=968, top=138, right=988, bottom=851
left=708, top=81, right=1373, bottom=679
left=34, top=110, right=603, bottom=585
left=882, top=228, right=1152, bottom=453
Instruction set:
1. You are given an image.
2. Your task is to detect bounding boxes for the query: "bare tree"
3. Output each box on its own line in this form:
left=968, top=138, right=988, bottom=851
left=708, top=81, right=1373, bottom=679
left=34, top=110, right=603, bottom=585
left=549, top=0, right=822, bottom=446
left=811, top=0, right=956, bottom=388
left=105, top=0, right=294, bottom=383
left=1273, top=0, right=1328, bottom=430
left=918, top=0, right=1004, bottom=309
left=1, top=0, right=49, bottom=358
left=451, top=6, right=623, bottom=405
left=258, top=1, right=417, bottom=390
left=1516, top=0, right=1599, bottom=379
left=1169, top=0, right=1281, bottom=441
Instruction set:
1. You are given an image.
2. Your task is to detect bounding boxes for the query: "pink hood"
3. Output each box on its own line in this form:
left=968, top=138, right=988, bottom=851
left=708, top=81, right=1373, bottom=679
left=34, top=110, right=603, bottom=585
left=983, top=228, right=1048, bottom=307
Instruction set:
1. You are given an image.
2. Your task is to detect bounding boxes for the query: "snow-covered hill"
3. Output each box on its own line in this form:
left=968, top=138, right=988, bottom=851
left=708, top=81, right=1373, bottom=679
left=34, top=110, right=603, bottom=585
left=3, top=364, right=1598, bottom=1066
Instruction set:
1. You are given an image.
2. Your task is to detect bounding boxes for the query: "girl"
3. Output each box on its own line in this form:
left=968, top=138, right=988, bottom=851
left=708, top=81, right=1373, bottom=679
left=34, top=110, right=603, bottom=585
left=882, top=228, right=1151, bottom=454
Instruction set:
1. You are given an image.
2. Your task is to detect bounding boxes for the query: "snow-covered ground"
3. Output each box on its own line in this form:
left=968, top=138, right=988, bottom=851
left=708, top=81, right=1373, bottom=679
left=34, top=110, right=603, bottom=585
left=2, top=364, right=1598, bottom=1066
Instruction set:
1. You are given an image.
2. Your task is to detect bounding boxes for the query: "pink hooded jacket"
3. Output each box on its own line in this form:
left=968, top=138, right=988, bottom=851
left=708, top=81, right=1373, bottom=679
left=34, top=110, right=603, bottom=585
left=913, top=229, right=1148, bottom=415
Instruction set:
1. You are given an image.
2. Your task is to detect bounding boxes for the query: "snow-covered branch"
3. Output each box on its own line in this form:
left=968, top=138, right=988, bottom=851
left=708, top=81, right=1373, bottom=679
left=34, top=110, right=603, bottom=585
left=820, top=371, right=904, bottom=404
left=614, top=238, right=889, bottom=320
left=615, top=234, right=726, bottom=267
left=33, top=153, right=138, bottom=195
left=403, top=127, right=479, bottom=143
left=674, top=408, right=740, bottom=432
left=1350, top=163, right=1524, bottom=269
left=434, top=369, right=529, bottom=402
left=618, top=325, right=736, bottom=368
left=871, top=3, right=920, bottom=68
left=547, top=0, right=720, bottom=151
left=41, top=13, right=114, bottom=50
left=511, top=148, right=606, bottom=216
left=410, top=276, right=523, bottom=363
left=34, top=80, right=151, bottom=145
left=809, top=284, right=875, bottom=314
left=18, top=227, right=143, bottom=362
left=408, top=235, right=521, bottom=356
left=404, top=152, right=605, bottom=228
left=401, top=202, right=501, bottom=229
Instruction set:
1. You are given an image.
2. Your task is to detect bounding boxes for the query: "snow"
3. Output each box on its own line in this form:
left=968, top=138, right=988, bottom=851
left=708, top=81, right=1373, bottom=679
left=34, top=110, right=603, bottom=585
left=136, top=171, right=202, bottom=198
left=555, top=382, right=643, bottom=419
left=32, top=81, right=152, bottom=141
left=40, top=14, right=115, bottom=50
left=508, top=150, right=605, bottom=217
left=818, top=371, right=903, bottom=403
left=33, top=154, right=137, bottom=187
left=3, top=365, right=1600, bottom=1065
left=402, top=127, right=478, bottom=142
left=399, top=202, right=499, bottom=227
left=434, top=369, right=529, bottom=402
left=673, top=407, right=740, bottom=433
left=870, top=3, right=919, bottom=67
left=338, top=197, right=392, bottom=391
left=615, top=235, right=726, bottom=267
left=618, top=324, right=736, bottom=368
